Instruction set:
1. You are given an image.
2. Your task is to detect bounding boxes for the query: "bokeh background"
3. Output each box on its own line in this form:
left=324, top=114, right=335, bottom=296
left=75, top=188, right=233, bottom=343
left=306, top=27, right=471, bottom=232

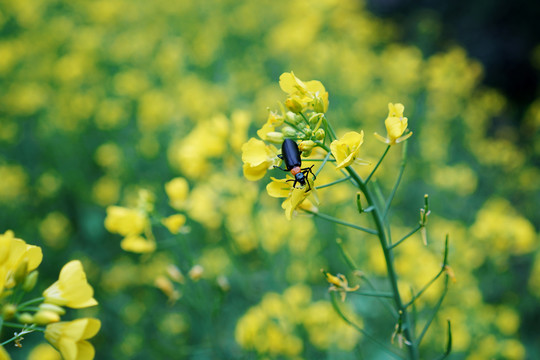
left=1, top=0, right=539, bottom=358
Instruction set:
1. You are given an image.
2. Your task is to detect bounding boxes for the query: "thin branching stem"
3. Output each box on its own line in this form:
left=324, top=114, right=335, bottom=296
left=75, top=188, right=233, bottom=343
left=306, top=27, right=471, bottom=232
left=330, top=293, right=403, bottom=359
left=383, top=142, right=408, bottom=219
left=303, top=210, right=378, bottom=235
left=389, top=224, right=422, bottom=249
left=315, top=176, right=352, bottom=190
left=365, top=145, right=391, bottom=184
left=416, top=275, right=449, bottom=346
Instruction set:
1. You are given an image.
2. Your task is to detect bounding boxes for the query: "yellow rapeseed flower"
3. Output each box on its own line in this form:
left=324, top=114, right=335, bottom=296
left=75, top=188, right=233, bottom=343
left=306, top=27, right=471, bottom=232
left=45, top=318, right=100, bottom=360
left=279, top=72, right=329, bottom=113
left=241, top=138, right=279, bottom=181
left=164, top=177, right=189, bottom=210
left=0, top=230, right=43, bottom=290
left=104, top=206, right=147, bottom=237
left=374, top=103, right=412, bottom=145
left=266, top=177, right=317, bottom=220
left=43, top=260, right=97, bottom=309
left=161, top=214, right=186, bottom=234
left=330, top=131, right=365, bottom=169
left=0, top=345, right=10, bottom=360
left=120, top=235, right=156, bottom=253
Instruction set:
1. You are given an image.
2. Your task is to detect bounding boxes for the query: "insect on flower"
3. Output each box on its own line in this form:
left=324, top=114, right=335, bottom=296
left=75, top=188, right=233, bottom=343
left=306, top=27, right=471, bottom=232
left=274, top=139, right=316, bottom=191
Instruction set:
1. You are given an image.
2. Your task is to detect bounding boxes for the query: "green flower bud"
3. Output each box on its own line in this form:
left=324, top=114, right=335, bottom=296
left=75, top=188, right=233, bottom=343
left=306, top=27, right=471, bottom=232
left=2, top=304, right=17, bottom=319
left=265, top=131, right=284, bottom=144
left=39, top=303, right=66, bottom=315
left=33, top=310, right=60, bottom=325
left=18, top=312, right=33, bottom=324
left=13, top=260, right=28, bottom=285
left=282, top=126, right=298, bottom=138
left=285, top=97, right=303, bottom=114
left=22, top=270, right=38, bottom=292
left=299, top=140, right=316, bottom=153
left=315, top=128, right=325, bottom=140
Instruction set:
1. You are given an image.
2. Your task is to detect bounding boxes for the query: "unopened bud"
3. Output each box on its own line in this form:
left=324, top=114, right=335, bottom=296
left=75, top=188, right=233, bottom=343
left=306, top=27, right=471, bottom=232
left=166, top=265, right=185, bottom=284
left=315, top=128, right=325, bottom=140
left=282, top=126, right=298, bottom=138
left=18, top=313, right=34, bottom=324
left=302, top=127, right=312, bottom=139
left=2, top=304, right=17, bottom=319
left=285, top=111, right=301, bottom=125
left=188, top=265, right=204, bottom=282
left=33, top=310, right=60, bottom=325
left=13, top=260, right=28, bottom=285
left=22, top=271, right=38, bottom=292
left=299, top=140, right=316, bottom=153
left=217, top=275, right=230, bottom=292
left=285, top=98, right=303, bottom=114
left=39, top=303, right=65, bottom=315
left=265, top=131, right=284, bottom=144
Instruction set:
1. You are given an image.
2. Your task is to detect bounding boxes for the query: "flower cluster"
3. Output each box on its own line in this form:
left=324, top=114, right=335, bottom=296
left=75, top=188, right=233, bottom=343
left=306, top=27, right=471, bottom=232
left=105, top=185, right=188, bottom=253
left=241, top=72, right=412, bottom=220
left=0, top=231, right=99, bottom=360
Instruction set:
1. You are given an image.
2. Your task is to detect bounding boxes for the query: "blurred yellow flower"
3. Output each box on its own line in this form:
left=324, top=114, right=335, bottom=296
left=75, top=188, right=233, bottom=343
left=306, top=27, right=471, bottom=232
left=120, top=236, right=156, bottom=253
left=330, top=131, right=365, bottom=169
left=0, top=346, right=10, bottom=360
left=45, top=318, right=101, bottom=360
left=28, top=343, right=61, bottom=360
left=104, top=206, right=147, bottom=237
left=43, top=260, right=98, bottom=309
left=241, top=138, right=279, bottom=181
left=161, top=214, right=186, bottom=234
left=165, top=177, right=189, bottom=210
left=374, top=103, right=412, bottom=145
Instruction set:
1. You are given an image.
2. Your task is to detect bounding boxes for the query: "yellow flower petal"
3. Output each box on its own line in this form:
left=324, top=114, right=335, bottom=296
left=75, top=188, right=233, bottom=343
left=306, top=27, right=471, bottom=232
left=43, top=260, right=97, bottom=309
left=104, top=206, right=147, bottom=236
left=165, top=177, right=189, bottom=210
left=266, top=177, right=292, bottom=198
left=162, top=214, right=186, bottom=234
left=45, top=318, right=100, bottom=360
left=330, top=131, right=364, bottom=169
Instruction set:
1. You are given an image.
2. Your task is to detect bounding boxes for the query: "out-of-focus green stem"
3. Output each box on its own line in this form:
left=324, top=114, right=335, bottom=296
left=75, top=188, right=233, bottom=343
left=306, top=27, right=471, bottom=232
left=330, top=292, right=402, bottom=359
left=303, top=210, right=378, bottom=235
left=389, top=224, right=422, bottom=249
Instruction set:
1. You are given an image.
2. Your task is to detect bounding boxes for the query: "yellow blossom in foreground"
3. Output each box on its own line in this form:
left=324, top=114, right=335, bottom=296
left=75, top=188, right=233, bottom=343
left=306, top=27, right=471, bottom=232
left=0, top=345, right=10, bottom=360
left=266, top=177, right=317, bottom=220
left=165, top=177, right=189, bottom=210
left=162, top=214, right=186, bottom=234
left=43, top=260, right=97, bottom=309
left=104, top=206, right=147, bottom=237
left=45, top=318, right=100, bottom=360
left=330, top=131, right=365, bottom=169
left=0, top=230, right=43, bottom=290
left=241, top=138, right=279, bottom=181
left=374, top=103, right=412, bottom=145
left=28, top=343, right=61, bottom=360
left=279, top=72, right=329, bottom=113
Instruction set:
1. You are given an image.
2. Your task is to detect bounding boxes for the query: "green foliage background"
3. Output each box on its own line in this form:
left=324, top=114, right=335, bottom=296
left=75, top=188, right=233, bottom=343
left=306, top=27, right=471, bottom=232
left=1, top=0, right=539, bottom=358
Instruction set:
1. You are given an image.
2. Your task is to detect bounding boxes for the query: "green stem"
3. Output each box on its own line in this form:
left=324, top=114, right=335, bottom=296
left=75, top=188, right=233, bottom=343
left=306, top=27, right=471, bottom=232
left=383, top=142, right=408, bottom=219
left=17, top=297, right=45, bottom=310
left=303, top=158, right=336, bottom=162
left=315, top=176, right=352, bottom=190
left=337, top=149, right=418, bottom=359
left=349, top=291, right=394, bottom=299
left=303, top=210, right=377, bottom=235
left=330, top=292, right=402, bottom=359
left=314, top=150, right=333, bottom=177
left=365, top=145, right=391, bottom=184
left=416, top=275, right=449, bottom=346
left=389, top=224, right=422, bottom=249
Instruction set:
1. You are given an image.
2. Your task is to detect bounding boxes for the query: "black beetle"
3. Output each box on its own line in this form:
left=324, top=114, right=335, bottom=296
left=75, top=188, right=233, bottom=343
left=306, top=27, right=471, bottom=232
left=275, top=139, right=316, bottom=191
